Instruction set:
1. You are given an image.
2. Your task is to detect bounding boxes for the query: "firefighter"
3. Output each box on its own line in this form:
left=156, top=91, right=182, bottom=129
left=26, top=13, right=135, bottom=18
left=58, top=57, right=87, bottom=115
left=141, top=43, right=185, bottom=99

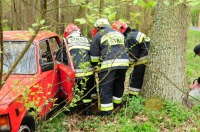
left=112, top=20, right=150, bottom=97
left=194, top=44, right=200, bottom=57
left=63, top=23, right=96, bottom=116
left=90, top=18, right=129, bottom=116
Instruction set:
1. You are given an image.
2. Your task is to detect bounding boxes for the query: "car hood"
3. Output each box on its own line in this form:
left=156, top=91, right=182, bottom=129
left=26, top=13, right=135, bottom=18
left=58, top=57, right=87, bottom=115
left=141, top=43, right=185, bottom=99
left=0, top=75, right=35, bottom=109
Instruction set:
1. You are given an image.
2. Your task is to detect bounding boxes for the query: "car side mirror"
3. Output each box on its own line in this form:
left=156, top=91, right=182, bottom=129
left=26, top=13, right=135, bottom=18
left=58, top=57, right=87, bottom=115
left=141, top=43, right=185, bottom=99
left=41, top=62, right=54, bottom=72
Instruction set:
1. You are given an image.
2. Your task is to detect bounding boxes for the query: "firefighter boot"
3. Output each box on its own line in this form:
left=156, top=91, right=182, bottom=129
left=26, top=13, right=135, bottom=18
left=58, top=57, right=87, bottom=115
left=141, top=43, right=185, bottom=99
left=114, top=103, right=121, bottom=109
left=83, top=103, right=92, bottom=116
left=101, top=111, right=112, bottom=116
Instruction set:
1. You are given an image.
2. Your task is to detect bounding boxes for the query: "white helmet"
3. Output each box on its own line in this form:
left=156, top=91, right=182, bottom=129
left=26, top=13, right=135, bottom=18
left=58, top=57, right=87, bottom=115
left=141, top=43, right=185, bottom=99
left=94, top=18, right=110, bottom=28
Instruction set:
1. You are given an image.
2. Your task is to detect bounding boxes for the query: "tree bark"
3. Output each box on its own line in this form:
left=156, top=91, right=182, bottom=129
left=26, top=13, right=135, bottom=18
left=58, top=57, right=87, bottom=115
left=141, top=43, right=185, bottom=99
left=141, top=1, right=190, bottom=103
left=140, top=0, right=154, bottom=37
left=99, top=0, right=104, bottom=17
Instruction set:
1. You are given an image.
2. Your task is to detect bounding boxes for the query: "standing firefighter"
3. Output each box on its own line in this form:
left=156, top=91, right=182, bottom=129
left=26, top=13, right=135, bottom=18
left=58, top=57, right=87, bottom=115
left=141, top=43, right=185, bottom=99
left=63, top=23, right=96, bottom=116
left=112, top=20, right=150, bottom=97
left=91, top=18, right=129, bottom=116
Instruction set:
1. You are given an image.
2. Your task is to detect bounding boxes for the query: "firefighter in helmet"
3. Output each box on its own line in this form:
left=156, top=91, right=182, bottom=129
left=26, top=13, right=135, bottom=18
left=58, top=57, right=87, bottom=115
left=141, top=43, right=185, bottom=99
left=90, top=18, right=129, bottom=116
left=112, top=20, right=150, bottom=97
left=63, top=23, right=96, bottom=116
left=194, top=44, right=200, bottom=57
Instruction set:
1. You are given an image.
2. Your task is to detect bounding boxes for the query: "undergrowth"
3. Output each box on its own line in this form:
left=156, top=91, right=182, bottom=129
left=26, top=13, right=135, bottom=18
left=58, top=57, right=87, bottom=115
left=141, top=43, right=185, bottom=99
left=40, top=96, right=200, bottom=131
left=38, top=30, right=200, bottom=132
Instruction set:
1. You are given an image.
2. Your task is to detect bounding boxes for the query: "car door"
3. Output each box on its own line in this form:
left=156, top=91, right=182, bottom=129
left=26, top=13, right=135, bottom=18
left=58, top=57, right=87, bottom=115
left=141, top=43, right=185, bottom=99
left=38, top=38, right=60, bottom=115
left=48, top=37, right=76, bottom=103
left=57, top=39, right=75, bottom=102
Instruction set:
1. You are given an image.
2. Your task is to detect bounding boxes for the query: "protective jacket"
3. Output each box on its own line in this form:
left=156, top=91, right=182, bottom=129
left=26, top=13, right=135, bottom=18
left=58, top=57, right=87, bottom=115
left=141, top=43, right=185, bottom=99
left=125, top=29, right=150, bottom=65
left=64, top=31, right=94, bottom=77
left=124, top=29, right=150, bottom=96
left=90, top=27, right=129, bottom=72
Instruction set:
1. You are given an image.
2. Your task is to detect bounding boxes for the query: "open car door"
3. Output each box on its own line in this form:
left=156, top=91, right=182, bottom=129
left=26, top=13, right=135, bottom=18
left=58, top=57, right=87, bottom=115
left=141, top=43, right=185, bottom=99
left=57, top=39, right=75, bottom=102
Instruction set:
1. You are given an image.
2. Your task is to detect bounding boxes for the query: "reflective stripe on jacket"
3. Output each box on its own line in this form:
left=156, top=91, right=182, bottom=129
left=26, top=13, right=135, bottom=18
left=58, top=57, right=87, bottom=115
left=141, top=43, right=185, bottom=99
left=90, top=27, right=129, bottom=71
left=125, top=29, right=150, bottom=63
left=101, top=59, right=129, bottom=70
left=65, top=33, right=94, bottom=77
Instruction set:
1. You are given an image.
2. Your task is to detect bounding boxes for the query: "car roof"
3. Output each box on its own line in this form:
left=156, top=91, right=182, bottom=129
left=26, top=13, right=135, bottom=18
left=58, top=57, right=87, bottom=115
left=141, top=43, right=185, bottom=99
left=3, top=30, right=59, bottom=43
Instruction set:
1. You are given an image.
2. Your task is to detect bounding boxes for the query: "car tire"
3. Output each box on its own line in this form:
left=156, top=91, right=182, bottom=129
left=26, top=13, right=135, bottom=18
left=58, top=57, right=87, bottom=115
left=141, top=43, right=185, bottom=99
left=19, top=115, right=35, bottom=132
left=18, top=125, right=31, bottom=132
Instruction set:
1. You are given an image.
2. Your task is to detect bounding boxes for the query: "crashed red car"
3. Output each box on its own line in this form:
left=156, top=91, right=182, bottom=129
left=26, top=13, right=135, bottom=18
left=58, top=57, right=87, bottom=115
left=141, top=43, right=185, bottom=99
left=0, top=31, right=75, bottom=132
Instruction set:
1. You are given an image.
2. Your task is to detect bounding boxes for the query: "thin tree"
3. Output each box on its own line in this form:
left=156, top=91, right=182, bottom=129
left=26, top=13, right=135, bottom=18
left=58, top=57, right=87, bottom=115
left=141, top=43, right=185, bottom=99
left=99, top=0, right=104, bottom=17
left=141, top=0, right=190, bottom=103
left=0, top=0, right=3, bottom=88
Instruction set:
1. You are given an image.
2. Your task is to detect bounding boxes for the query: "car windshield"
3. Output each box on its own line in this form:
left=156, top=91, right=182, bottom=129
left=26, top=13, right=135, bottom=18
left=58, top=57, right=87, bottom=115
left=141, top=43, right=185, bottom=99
left=3, top=41, right=36, bottom=74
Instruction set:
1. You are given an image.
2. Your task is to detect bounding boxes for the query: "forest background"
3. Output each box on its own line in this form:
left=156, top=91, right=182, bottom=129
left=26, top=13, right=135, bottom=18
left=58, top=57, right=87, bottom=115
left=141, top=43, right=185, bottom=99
left=1, top=0, right=200, bottom=131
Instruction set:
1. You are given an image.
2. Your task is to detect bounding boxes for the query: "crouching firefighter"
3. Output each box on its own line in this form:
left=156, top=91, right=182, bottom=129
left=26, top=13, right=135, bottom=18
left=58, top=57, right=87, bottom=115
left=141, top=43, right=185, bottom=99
left=91, top=18, right=129, bottom=116
left=63, top=23, right=96, bottom=116
left=112, top=20, right=150, bottom=97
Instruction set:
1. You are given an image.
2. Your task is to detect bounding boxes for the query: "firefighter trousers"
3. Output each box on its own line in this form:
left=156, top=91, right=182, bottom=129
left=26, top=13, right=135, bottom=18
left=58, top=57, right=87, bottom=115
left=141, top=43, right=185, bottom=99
left=129, top=64, right=146, bottom=96
left=98, top=69, right=127, bottom=116
left=76, top=74, right=96, bottom=104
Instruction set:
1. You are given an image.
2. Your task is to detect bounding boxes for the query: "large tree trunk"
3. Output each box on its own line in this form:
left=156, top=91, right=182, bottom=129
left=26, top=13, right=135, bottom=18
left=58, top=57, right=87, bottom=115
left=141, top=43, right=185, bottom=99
left=141, top=1, right=190, bottom=103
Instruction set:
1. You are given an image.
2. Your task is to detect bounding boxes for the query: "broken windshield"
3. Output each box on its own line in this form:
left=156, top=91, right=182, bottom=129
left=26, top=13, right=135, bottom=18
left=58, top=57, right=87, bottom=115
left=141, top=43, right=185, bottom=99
left=3, top=41, right=36, bottom=74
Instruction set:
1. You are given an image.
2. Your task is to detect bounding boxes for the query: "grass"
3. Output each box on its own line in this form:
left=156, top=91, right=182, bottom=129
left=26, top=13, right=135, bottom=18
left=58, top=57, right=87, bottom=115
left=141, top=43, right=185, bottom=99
left=38, top=29, right=200, bottom=132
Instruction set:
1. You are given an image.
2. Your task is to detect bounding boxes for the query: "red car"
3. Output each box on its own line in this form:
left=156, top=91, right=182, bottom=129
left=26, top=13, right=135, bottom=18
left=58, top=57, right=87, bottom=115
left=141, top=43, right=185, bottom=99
left=0, top=31, right=75, bottom=132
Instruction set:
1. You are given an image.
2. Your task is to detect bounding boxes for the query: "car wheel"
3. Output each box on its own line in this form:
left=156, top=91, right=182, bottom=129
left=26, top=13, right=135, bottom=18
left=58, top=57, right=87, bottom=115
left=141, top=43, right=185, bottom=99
left=18, top=125, right=31, bottom=132
left=19, top=115, right=35, bottom=132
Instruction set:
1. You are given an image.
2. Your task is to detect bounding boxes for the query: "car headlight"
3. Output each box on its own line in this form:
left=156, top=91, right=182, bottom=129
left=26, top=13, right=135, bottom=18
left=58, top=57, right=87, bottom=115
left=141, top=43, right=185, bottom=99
left=0, top=114, right=11, bottom=132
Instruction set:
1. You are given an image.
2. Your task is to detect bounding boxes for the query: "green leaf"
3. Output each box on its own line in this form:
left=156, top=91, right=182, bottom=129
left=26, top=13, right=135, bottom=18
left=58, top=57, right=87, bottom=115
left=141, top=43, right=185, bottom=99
left=163, top=0, right=170, bottom=6
left=189, top=1, right=200, bottom=6
left=133, top=0, right=139, bottom=5
left=71, top=0, right=77, bottom=4
left=75, top=18, right=86, bottom=24
left=86, top=14, right=90, bottom=19
left=3, top=20, right=9, bottom=23
left=104, top=8, right=112, bottom=15
left=28, top=28, right=34, bottom=34
left=40, top=20, right=45, bottom=25
left=32, top=23, right=38, bottom=27
left=108, top=12, right=116, bottom=20
left=81, top=0, right=86, bottom=4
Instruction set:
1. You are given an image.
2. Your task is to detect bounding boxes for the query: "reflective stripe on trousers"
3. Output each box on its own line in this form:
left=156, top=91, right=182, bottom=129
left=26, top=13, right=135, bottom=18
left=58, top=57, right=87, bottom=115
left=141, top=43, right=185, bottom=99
left=91, top=56, right=100, bottom=62
left=100, top=103, right=114, bottom=111
left=113, top=96, right=122, bottom=104
left=76, top=72, right=94, bottom=77
left=129, top=87, right=140, bottom=95
left=82, top=99, right=92, bottom=103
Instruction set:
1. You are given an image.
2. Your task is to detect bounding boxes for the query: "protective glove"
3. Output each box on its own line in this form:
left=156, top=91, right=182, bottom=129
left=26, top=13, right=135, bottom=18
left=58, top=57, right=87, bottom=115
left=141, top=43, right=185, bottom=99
left=129, top=62, right=136, bottom=68
left=94, top=66, right=100, bottom=73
